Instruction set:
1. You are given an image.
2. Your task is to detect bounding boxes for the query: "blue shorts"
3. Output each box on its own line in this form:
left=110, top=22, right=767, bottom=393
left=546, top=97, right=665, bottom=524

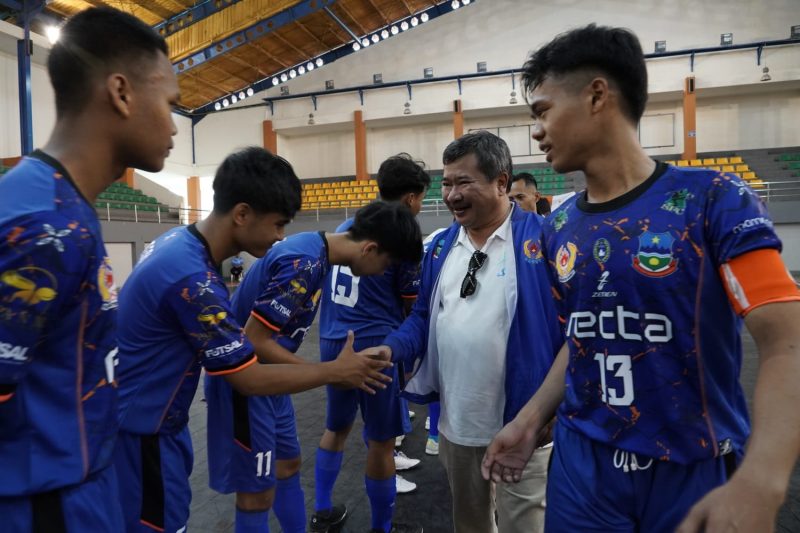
left=545, top=423, right=736, bottom=533
left=0, top=465, right=123, bottom=532
left=205, top=374, right=301, bottom=494
left=321, top=335, right=411, bottom=442
left=114, top=428, right=193, bottom=533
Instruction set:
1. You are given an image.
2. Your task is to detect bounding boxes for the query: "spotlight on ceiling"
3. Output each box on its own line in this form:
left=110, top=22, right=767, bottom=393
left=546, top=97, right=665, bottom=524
left=298, top=66, right=306, bottom=75
left=463, top=0, right=471, bottom=4
left=401, top=21, right=409, bottom=31
left=238, top=91, right=245, bottom=100
left=214, top=102, right=222, bottom=111
left=289, top=69, right=297, bottom=78
left=316, top=58, right=324, bottom=67
left=362, top=38, right=370, bottom=47
left=222, top=98, right=230, bottom=107
left=381, top=29, right=389, bottom=39
left=451, top=0, right=460, bottom=9
left=231, top=94, right=238, bottom=104
left=353, top=42, right=361, bottom=51
left=45, top=26, right=60, bottom=44
left=371, top=34, right=380, bottom=43
left=272, top=77, right=279, bottom=86
left=391, top=25, right=399, bottom=35
left=307, top=61, right=314, bottom=71
left=246, top=87, right=254, bottom=97
left=280, top=73, right=288, bottom=82
left=411, top=16, right=419, bottom=27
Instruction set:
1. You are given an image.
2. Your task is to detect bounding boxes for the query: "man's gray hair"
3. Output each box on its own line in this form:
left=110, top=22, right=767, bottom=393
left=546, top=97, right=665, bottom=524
left=442, top=130, right=513, bottom=191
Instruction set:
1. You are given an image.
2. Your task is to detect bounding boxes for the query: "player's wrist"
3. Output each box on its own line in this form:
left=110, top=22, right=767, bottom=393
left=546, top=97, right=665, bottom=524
left=734, top=461, right=790, bottom=504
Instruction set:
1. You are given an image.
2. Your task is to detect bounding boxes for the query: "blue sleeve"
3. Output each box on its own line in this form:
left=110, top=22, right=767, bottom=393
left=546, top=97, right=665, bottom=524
left=0, top=215, right=91, bottom=391
left=164, top=272, right=255, bottom=374
left=250, top=255, right=324, bottom=332
left=396, top=260, right=421, bottom=299
left=705, top=174, right=782, bottom=266
left=384, top=254, right=433, bottom=364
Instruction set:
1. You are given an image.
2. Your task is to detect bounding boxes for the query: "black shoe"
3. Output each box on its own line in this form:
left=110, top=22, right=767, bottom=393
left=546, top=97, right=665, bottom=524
left=369, top=524, right=423, bottom=533
left=310, top=504, right=348, bottom=532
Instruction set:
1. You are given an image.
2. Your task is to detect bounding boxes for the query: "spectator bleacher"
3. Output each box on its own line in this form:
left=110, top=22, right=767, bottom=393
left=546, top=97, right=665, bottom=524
left=666, top=155, right=765, bottom=189
left=94, top=181, right=164, bottom=212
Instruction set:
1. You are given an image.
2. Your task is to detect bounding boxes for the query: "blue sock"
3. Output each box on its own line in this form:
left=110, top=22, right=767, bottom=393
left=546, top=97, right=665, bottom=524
left=429, top=402, right=440, bottom=438
left=273, top=472, right=306, bottom=533
left=365, top=475, right=396, bottom=533
left=314, top=448, right=344, bottom=512
left=235, top=507, right=269, bottom=533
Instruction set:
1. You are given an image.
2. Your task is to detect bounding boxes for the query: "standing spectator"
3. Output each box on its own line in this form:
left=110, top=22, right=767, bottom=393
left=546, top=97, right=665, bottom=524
left=508, top=172, right=541, bottom=214
left=230, top=254, right=245, bottom=283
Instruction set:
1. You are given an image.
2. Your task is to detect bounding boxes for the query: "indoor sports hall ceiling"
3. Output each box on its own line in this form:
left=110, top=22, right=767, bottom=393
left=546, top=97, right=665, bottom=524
left=13, top=0, right=463, bottom=114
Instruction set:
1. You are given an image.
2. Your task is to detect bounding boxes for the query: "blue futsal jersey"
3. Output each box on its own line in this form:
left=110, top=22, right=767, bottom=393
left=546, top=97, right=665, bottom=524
left=231, top=231, right=330, bottom=351
left=319, top=218, right=419, bottom=341
left=116, top=225, right=256, bottom=435
left=544, top=162, right=783, bottom=464
left=0, top=152, right=119, bottom=495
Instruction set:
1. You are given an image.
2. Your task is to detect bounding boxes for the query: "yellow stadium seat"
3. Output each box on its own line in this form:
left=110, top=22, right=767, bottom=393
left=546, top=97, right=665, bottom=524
left=664, top=160, right=676, bottom=165
left=715, top=157, right=729, bottom=165
left=709, top=165, right=721, bottom=171
left=689, top=159, right=702, bottom=166
left=343, top=188, right=353, bottom=194
left=722, top=165, right=735, bottom=172
left=322, top=183, right=331, bottom=189
left=702, top=158, right=715, bottom=166
left=729, top=156, right=742, bottom=164
left=346, top=194, right=356, bottom=200
left=743, top=171, right=756, bottom=180
left=336, top=194, right=346, bottom=201
left=320, top=202, right=330, bottom=208
left=732, top=172, right=741, bottom=178
left=735, top=164, right=749, bottom=172
left=749, top=180, right=765, bottom=189
left=677, top=160, right=689, bottom=167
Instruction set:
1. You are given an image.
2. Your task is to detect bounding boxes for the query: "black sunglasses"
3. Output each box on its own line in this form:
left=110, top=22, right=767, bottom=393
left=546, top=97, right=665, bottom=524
left=460, top=250, right=488, bottom=298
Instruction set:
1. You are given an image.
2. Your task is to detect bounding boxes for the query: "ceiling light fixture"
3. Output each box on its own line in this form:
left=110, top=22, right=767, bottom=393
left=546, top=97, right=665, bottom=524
left=280, top=73, right=288, bottom=82
left=307, top=61, right=314, bottom=71
left=289, top=69, right=297, bottom=78
left=451, top=0, right=460, bottom=9
left=272, top=77, right=279, bottom=86
left=214, top=102, right=222, bottom=111
left=390, top=25, right=399, bottom=35
left=45, top=26, right=60, bottom=44
left=316, top=58, right=324, bottom=67
left=411, top=16, right=419, bottom=27
left=231, top=94, right=238, bottom=104
left=246, top=87, right=254, bottom=97
left=298, top=66, right=306, bottom=75
left=401, top=21, right=409, bottom=31
left=362, top=38, right=370, bottom=47
left=353, top=42, right=361, bottom=51
left=238, top=91, right=245, bottom=100
left=381, top=29, right=389, bottom=39
left=222, top=98, right=230, bottom=107
left=421, top=13, right=429, bottom=22
left=371, top=34, right=380, bottom=43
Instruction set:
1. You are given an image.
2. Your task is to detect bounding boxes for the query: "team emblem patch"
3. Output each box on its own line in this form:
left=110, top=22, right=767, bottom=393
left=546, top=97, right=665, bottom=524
left=661, top=189, right=694, bottom=215
left=552, top=210, right=568, bottom=231
left=433, top=238, right=444, bottom=259
left=97, top=257, right=118, bottom=311
left=592, top=238, right=611, bottom=264
left=555, top=242, right=578, bottom=283
left=1, top=267, right=58, bottom=305
left=522, top=239, right=544, bottom=264
left=632, top=231, right=678, bottom=277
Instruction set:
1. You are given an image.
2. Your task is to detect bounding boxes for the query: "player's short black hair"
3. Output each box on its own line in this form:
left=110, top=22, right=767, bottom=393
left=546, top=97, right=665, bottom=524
left=442, top=131, right=513, bottom=192
left=512, top=172, right=538, bottom=189
left=536, top=197, right=552, bottom=216
left=521, top=24, right=648, bottom=124
left=212, top=147, right=301, bottom=218
left=348, top=201, right=422, bottom=263
left=47, top=7, right=168, bottom=117
left=377, top=153, right=431, bottom=201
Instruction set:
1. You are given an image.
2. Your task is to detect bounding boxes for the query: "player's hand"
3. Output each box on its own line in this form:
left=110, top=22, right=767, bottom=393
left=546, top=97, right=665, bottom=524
left=481, top=418, right=539, bottom=483
left=675, top=471, right=784, bottom=533
left=332, top=331, right=393, bottom=395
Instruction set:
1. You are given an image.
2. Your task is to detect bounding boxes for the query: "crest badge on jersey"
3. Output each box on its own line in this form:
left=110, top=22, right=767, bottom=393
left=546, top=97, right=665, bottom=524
left=552, top=210, right=568, bottom=231
left=522, top=239, right=544, bottom=265
left=97, top=257, right=118, bottom=311
left=661, top=189, right=694, bottom=215
left=592, top=238, right=611, bottom=264
left=555, top=242, right=578, bottom=283
left=632, top=231, right=678, bottom=277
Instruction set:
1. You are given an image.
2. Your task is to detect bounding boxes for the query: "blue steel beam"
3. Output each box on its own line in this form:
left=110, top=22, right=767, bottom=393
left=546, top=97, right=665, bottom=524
left=154, top=0, right=245, bottom=39
left=16, top=0, right=45, bottom=155
left=172, top=0, right=335, bottom=76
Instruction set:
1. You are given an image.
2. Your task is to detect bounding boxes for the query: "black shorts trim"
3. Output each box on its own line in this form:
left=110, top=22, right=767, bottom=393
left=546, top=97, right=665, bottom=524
left=140, top=434, right=166, bottom=531
left=32, top=488, right=66, bottom=533
left=232, top=390, right=252, bottom=451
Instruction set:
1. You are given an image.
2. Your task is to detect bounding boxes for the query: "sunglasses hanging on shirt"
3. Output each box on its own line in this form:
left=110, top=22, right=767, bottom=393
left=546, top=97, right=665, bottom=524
left=460, top=250, right=488, bottom=298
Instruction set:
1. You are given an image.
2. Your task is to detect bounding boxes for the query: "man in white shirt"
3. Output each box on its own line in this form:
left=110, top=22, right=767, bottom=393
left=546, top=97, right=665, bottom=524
left=371, top=131, right=563, bottom=532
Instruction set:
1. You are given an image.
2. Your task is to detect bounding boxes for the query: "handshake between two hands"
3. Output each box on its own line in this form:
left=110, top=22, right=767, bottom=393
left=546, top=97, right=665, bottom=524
left=330, top=330, right=393, bottom=394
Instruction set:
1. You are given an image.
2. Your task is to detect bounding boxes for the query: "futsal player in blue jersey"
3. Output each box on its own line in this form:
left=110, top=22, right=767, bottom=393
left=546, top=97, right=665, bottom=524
left=115, top=147, right=395, bottom=533
left=312, top=154, right=430, bottom=533
left=204, top=199, right=422, bottom=533
left=0, top=8, right=178, bottom=532
left=482, top=25, right=800, bottom=533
